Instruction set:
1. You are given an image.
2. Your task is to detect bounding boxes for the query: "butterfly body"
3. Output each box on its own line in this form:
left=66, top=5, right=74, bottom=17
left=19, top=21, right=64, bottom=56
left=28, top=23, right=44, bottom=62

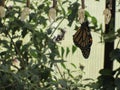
left=73, top=21, right=92, bottom=59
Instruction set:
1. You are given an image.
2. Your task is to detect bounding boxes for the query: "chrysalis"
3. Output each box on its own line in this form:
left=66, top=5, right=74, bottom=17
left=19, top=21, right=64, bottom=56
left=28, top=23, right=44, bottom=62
left=20, top=7, right=30, bottom=21
left=48, top=8, right=56, bottom=22
left=78, top=8, right=85, bottom=23
left=0, top=6, right=5, bottom=18
left=103, top=8, right=111, bottom=24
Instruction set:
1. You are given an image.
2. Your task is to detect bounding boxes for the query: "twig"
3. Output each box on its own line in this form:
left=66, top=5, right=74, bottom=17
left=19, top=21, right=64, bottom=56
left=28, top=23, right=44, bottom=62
left=53, top=0, right=57, bottom=8
left=26, top=0, right=30, bottom=7
left=50, top=17, right=65, bottom=38
left=0, top=0, right=5, bottom=6
left=81, top=0, right=85, bottom=9
left=7, top=33, right=22, bottom=60
left=54, top=63, right=64, bottom=79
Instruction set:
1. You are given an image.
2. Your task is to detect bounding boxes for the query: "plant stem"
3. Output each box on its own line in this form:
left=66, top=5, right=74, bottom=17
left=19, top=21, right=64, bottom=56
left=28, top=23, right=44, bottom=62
left=50, top=17, right=65, bottom=38
left=81, top=0, right=85, bottom=9
left=26, top=0, right=30, bottom=7
left=7, top=33, right=22, bottom=63
left=54, top=63, right=64, bottom=79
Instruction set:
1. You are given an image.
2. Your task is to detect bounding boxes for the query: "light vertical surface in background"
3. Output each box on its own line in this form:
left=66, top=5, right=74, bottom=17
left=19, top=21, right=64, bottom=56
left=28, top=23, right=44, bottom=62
left=59, top=0, right=120, bottom=79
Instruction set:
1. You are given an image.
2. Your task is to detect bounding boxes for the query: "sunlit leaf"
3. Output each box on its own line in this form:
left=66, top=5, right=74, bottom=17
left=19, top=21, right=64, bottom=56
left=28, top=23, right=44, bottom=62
left=91, top=16, right=97, bottom=27
left=70, top=63, right=77, bottom=68
left=85, top=11, right=91, bottom=17
left=61, top=47, right=65, bottom=58
left=61, top=63, right=66, bottom=69
left=72, top=45, right=77, bottom=54
left=66, top=47, right=70, bottom=57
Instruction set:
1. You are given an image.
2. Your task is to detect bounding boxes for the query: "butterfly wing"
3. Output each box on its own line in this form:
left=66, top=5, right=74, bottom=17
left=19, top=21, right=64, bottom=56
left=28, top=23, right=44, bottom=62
left=73, top=21, right=92, bottom=59
left=81, top=47, right=91, bottom=59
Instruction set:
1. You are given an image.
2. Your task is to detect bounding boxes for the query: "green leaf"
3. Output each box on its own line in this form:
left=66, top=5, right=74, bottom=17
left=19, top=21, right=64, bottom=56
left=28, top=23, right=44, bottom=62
left=91, top=16, right=98, bottom=27
left=21, top=28, right=28, bottom=38
left=67, top=69, right=74, bottom=78
left=103, top=32, right=116, bottom=42
left=72, top=45, right=77, bottom=54
left=42, top=54, right=47, bottom=63
left=52, top=60, right=66, bottom=63
left=21, top=43, right=31, bottom=52
left=15, top=40, right=22, bottom=46
left=38, top=16, right=47, bottom=27
left=117, top=28, right=120, bottom=36
left=115, top=78, right=120, bottom=89
left=85, top=11, right=91, bottom=17
left=29, top=13, right=37, bottom=22
left=67, top=1, right=80, bottom=26
left=66, top=47, right=70, bottom=57
left=110, top=48, right=120, bottom=63
left=61, top=63, right=67, bottom=69
left=30, top=49, right=38, bottom=58
left=23, top=23, right=35, bottom=32
left=15, top=40, right=22, bottom=54
left=0, top=51, right=7, bottom=56
left=94, top=24, right=102, bottom=32
left=0, top=40, right=9, bottom=49
left=38, top=4, right=45, bottom=10
left=70, top=63, right=77, bottom=69
left=99, top=69, right=113, bottom=76
left=61, top=47, right=65, bottom=58
left=83, top=78, right=94, bottom=81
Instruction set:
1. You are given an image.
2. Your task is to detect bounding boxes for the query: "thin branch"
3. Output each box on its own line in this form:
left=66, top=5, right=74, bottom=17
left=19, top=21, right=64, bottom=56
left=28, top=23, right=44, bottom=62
left=26, top=0, right=30, bottom=7
left=54, top=63, right=64, bottom=79
left=50, top=17, right=65, bottom=38
left=7, top=33, right=22, bottom=59
left=53, top=0, right=57, bottom=8
left=81, top=0, right=85, bottom=9
left=0, top=0, right=5, bottom=6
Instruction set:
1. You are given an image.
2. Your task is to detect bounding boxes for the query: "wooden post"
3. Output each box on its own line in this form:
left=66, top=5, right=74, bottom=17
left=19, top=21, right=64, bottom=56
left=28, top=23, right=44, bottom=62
left=104, top=0, right=115, bottom=72
left=103, top=0, right=116, bottom=89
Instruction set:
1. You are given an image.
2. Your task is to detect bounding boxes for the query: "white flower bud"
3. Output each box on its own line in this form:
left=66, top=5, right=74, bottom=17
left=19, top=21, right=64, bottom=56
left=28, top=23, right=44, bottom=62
left=48, top=7, right=56, bottom=22
left=103, top=8, right=111, bottom=24
left=20, top=7, right=30, bottom=21
left=0, top=6, right=5, bottom=18
left=78, top=8, right=85, bottom=23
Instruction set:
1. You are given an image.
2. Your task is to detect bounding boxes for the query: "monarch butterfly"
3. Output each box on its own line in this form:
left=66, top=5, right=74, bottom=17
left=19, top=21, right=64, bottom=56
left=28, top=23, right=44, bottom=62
left=73, top=21, right=92, bottom=59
